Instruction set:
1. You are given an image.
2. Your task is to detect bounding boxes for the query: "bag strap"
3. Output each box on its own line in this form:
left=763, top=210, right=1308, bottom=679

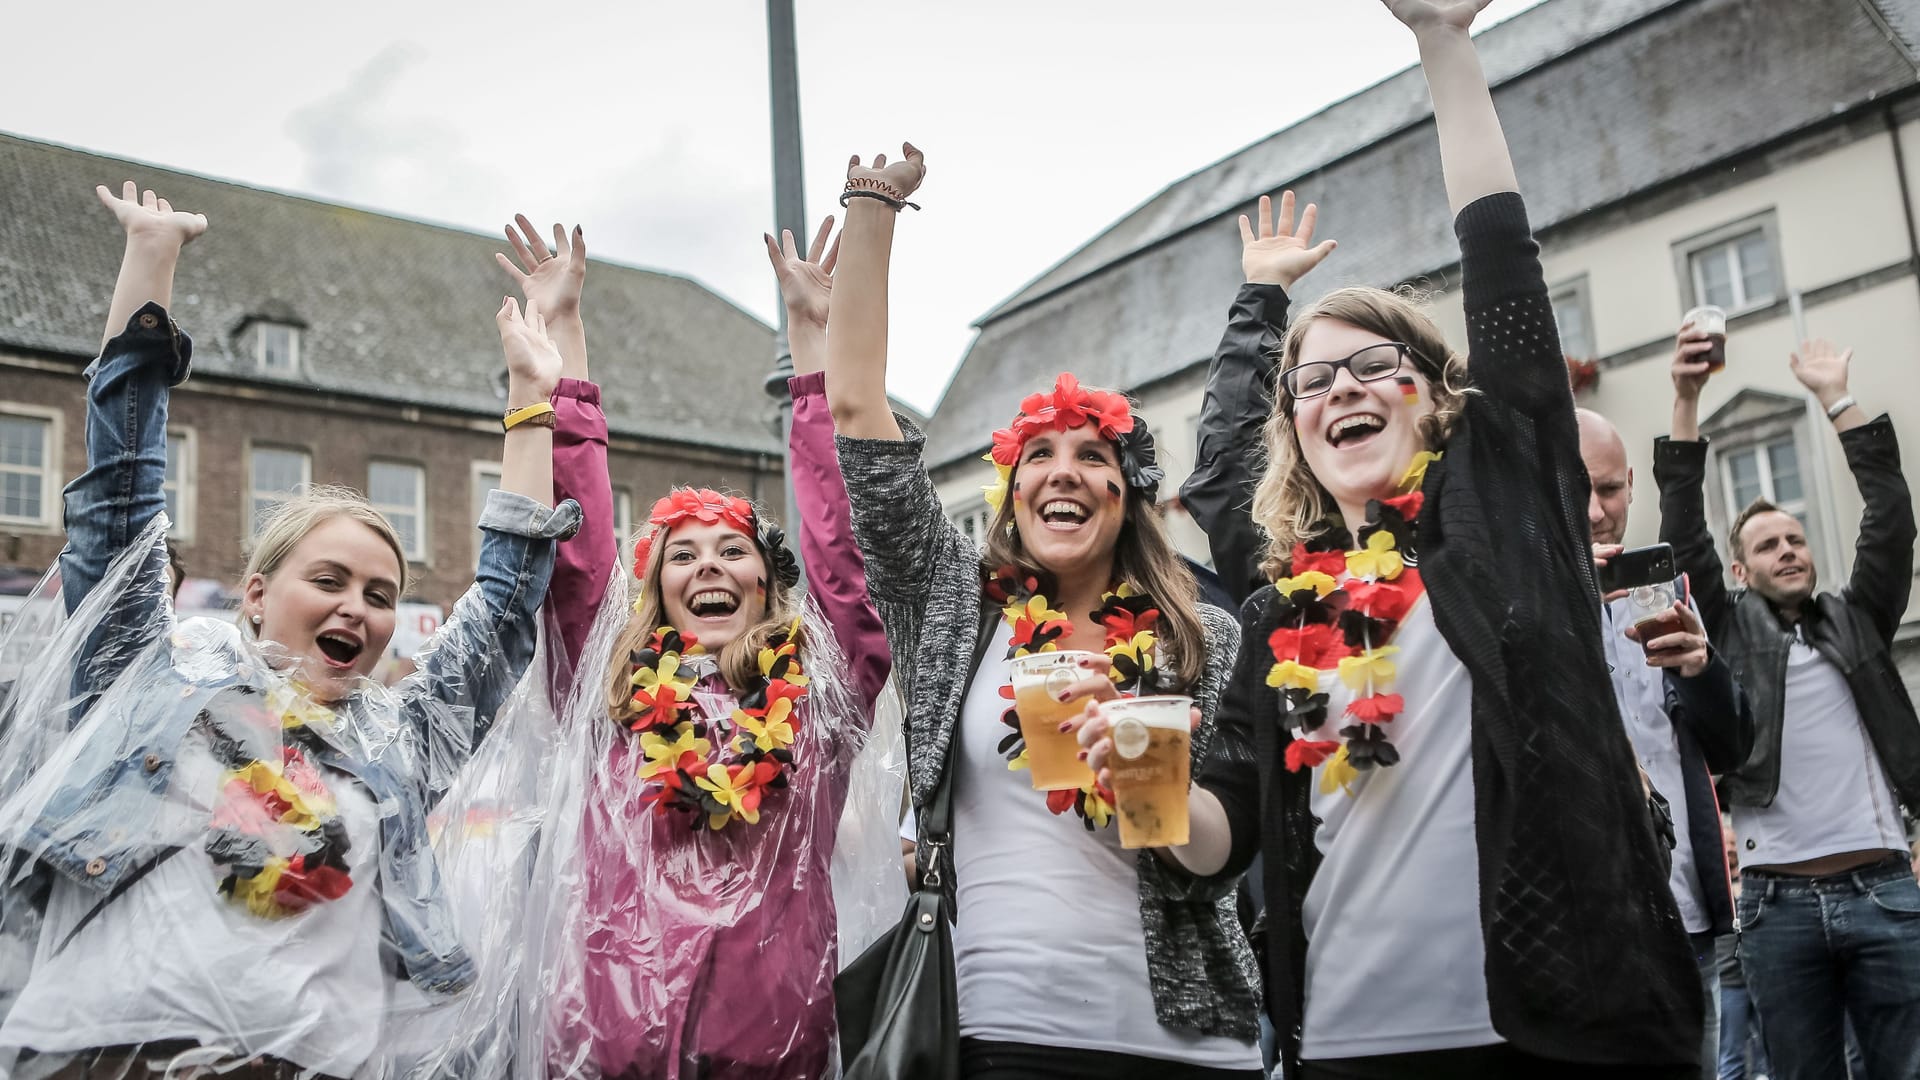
left=917, top=605, right=997, bottom=887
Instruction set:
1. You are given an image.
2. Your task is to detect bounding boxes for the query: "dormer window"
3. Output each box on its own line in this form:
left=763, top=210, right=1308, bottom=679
left=257, top=322, right=301, bottom=374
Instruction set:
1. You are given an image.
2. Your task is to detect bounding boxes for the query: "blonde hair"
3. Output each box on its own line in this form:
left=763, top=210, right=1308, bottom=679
left=242, top=485, right=411, bottom=608
left=981, top=420, right=1207, bottom=692
left=605, top=515, right=801, bottom=722
left=1250, top=286, right=1472, bottom=579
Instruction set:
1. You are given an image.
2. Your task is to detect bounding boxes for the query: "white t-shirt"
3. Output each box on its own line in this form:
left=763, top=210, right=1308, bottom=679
left=949, top=622, right=1259, bottom=1067
left=2, top=734, right=387, bottom=1076
left=1301, top=597, right=1498, bottom=1060
left=1733, top=631, right=1906, bottom=868
left=1602, top=598, right=1710, bottom=934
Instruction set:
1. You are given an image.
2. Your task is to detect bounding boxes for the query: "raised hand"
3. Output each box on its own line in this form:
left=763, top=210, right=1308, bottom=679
left=95, top=181, right=207, bottom=249
left=1670, top=324, right=1716, bottom=401
left=1381, top=0, right=1494, bottom=33
left=496, top=215, right=586, bottom=320
left=846, top=143, right=926, bottom=201
left=1789, top=339, right=1853, bottom=405
left=1238, top=191, right=1337, bottom=291
left=496, top=297, right=563, bottom=405
left=764, top=216, right=838, bottom=332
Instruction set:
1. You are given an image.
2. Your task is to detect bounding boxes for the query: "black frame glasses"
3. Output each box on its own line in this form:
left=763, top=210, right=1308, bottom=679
left=1280, top=342, right=1417, bottom=400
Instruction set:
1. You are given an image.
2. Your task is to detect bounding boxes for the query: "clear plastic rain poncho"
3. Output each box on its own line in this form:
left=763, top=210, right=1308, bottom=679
left=523, top=563, right=907, bottom=1080
left=0, top=514, right=571, bottom=1080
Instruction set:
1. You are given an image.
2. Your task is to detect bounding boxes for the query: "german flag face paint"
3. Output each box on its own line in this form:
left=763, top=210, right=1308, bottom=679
left=1395, top=376, right=1420, bottom=406
left=1105, top=479, right=1124, bottom=501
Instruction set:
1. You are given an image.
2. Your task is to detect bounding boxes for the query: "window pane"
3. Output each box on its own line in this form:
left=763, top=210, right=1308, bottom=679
left=368, top=462, right=420, bottom=507
left=2, top=473, right=38, bottom=520
left=260, top=325, right=296, bottom=372
left=1737, top=232, right=1776, bottom=304
left=387, top=512, right=420, bottom=556
left=1727, top=448, right=1762, bottom=508
left=0, top=416, right=45, bottom=469
left=164, top=433, right=186, bottom=530
left=1552, top=293, right=1591, bottom=359
left=251, top=448, right=308, bottom=532
left=1767, top=440, right=1802, bottom=503
left=1695, top=246, right=1735, bottom=309
left=472, top=467, right=501, bottom=526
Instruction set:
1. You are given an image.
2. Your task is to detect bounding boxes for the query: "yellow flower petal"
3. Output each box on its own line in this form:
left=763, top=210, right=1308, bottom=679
left=1274, top=570, right=1337, bottom=598
left=1319, top=745, right=1358, bottom=797
left=1267, top=658, right=1321, bottom=692
left=1399, top=450, right=1441, bottom=493
left=1337, top=647, right=1399, bottom=691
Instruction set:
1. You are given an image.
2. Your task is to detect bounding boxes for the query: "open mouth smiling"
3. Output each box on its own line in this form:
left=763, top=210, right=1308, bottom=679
left=1326, top=413, right=1386, bottom=449
left=314, top=629, right=366, bottom=670
left=1039, top=499, right=1091, bottom=531
left=688, top=589, right=742, bottom=619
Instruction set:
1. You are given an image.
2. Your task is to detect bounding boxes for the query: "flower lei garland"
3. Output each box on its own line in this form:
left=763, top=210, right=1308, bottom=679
left=985, top=566, right=1160, bottom=830
left=625, top=621, right=811, bottom=831
left=204, top=684, right=354, bottom=918
left=981, top=373, right=1165, bottom=512
left=1270, top=451, right=1439, bottom=797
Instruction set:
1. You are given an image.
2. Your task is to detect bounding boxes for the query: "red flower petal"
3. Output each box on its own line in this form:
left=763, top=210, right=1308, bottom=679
left=1289, top=544, right=1348, bottom=578
left=1284, top=739, right=1341, bottom=772
left=1347, top=693, right=1406, bottom=724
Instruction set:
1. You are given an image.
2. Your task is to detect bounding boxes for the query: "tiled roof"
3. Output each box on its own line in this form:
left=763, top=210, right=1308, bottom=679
left=0, top=133, right=782, bottom=455
left=925, top=0, right=1920, bottom=468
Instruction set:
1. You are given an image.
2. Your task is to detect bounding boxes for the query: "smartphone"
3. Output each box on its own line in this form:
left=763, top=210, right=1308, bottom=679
left=1597, top=543, right=1676, bottom=595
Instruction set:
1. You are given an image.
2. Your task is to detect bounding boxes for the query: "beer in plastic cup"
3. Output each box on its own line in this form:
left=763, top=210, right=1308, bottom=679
left=1008, top=651, right=1100, bottom=791
left=1682, top=305, right=1728, bottom=373
left=1627, top=580, right=1683, bottom=657
left=1105, top=695, right=1193, bottom=850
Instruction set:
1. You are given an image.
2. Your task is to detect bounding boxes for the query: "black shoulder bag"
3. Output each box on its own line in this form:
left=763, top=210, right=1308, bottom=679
left=834, top=609, right=994, bottom=1080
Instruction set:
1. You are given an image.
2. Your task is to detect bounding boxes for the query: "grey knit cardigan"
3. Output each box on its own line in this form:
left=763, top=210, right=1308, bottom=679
left=836, top=418, right=1261, bottom=1041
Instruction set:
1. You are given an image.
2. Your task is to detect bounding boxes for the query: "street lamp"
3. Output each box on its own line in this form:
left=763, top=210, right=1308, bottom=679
left=764, top=0, right=807, bottom=579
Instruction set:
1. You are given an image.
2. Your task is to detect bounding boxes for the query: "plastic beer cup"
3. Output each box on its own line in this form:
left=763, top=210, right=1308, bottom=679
left=1008, top=651, right=1100, bottom=791
left=1105, top=695, right=1193, bottom=849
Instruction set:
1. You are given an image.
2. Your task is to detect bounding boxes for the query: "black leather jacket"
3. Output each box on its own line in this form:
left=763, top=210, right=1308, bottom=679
left=1653, top=418, right=1919, bottom=813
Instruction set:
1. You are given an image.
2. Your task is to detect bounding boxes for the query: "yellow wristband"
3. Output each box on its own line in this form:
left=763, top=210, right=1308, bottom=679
left=503, top=401, right=557, bottom=432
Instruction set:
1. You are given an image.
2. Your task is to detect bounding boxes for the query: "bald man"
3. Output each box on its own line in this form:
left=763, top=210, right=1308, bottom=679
left=1579, top=407, right=1755, bottom=1079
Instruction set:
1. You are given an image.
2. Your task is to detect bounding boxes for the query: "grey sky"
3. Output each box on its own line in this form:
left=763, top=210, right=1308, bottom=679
left=2, top=0, right=1545, bottom=412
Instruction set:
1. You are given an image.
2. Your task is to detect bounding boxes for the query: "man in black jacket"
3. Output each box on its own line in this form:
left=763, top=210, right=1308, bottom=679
left=1579, top=407, right=1753, bottom=1078
left=1655, top=328, right=1920, bottom=1080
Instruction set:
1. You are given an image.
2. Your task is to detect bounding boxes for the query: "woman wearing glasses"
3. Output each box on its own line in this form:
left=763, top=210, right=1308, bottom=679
left=1079, top=2, right=1702, bottom=1077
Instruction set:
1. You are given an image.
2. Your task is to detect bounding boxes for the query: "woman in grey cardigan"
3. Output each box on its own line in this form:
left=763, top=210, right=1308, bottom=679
left=825, top=145, right=1262, bottom=1080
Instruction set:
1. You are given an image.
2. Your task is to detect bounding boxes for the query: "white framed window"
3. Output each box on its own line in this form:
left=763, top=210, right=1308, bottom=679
left=616, top=489, right=636, bottom=575
left=368, top=461, right=427, bottom=562
left=1549, top=276, right=1596, bottom=360
left=1703, top=389, right=1832, bottom=583
left=1676, top=215, right=1781, bottom=314
left=0, top=406, right=59, bottom=529
left=256, top=323, right=301, bottom=375
left=164, top=427, right=197, bottom=541
left=249, top=445, right=311, bottom=534
left=949, top=499, right=996, bottom=552
left=471, top=461, right=502, bottom=568
left=1721, top=437, right=1808, bottom=529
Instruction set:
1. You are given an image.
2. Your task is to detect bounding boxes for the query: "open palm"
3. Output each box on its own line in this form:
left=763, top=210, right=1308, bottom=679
left=496, top=297, right=563, bottom=397
left=95, top=182, right=207, bottom=247
left=496, top=215, right=586, bottom=319
left=1239, top=191, right=1336, bottom=290
left=764, top=218, right=838, bottom=331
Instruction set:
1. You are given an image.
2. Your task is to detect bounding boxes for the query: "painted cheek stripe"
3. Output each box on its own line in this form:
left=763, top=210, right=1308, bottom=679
left=1395, top=376, right=1420, bottom=405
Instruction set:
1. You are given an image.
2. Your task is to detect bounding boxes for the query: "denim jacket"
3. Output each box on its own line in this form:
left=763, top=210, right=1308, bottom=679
left=10, top=303, right=580, bottom=995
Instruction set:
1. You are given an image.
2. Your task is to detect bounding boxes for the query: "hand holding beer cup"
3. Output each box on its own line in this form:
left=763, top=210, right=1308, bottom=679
left=1622, top=600, right=1710, bottom=678
left=1011, top=651, right=1117, bottom=791
left=1073, top=684, right=1204, bottom=850
left=1672, top=316, right=1719, bottom=399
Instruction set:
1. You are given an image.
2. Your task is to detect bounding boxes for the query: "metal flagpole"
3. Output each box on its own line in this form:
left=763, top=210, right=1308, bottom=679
left=765, top=0, right=807, bottom=581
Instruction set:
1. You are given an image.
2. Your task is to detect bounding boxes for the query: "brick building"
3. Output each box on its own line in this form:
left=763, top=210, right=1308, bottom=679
left=0, top=132, right=785, bottom=620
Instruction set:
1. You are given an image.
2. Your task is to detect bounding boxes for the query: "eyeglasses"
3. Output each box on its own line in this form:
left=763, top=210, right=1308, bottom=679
left=1280, top=342, right=1417, bottom=400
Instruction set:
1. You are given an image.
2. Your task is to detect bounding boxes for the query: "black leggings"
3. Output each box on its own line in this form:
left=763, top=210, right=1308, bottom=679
left=1299, top=1043, right=1699, bottom=1080
left=961, top=1038, right=1265, bottom=1080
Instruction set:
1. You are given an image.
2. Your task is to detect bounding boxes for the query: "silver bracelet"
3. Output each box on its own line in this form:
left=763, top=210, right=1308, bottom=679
left=1825, top=395, right=1856, bottom=421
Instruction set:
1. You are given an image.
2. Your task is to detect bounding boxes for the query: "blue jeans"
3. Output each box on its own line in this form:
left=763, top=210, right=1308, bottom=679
left=1718, top=982, right=1769, bottom=1079
left=1736, top=857, right=1920, bottom=1080
left=1693, top=932, right=1722, bottom=1079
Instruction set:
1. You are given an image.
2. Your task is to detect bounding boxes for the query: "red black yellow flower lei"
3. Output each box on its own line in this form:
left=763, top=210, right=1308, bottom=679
left=985, top=566, right=1160, bottom=830
left=205, top=684, right=354, bottom=918
left=625, top=622, right=809, bottom=830
left=1271, top=452, right=1438, bottom=796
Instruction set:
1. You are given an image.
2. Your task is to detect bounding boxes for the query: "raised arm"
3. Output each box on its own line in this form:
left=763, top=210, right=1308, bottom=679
left=1384, top=0, right=1517, bottom=215
left=823, top=144, right=924, bottom=441
left=1792, top=340, right=1917, bottom=640
left=1655, top=327, right=1733, bottom=638
left=499, top=216, right=612, bottom=676
left=61, top=183, right=205, bottom=617
left=767, top=219, right=893, bottom=708
left=1182, top=192, right=1335, bottom=602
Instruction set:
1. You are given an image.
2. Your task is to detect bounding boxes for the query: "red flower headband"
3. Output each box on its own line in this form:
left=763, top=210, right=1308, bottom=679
left=630, top=488, right=755, bottom=573
left=988, top=373, right=1135, bottom=469
left=982, top=373, right=1162, bottom=511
